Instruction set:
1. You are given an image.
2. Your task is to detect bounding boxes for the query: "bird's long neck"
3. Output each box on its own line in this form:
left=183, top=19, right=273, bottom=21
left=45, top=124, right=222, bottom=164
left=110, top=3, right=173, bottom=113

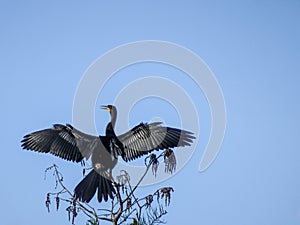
left=106, top=123, right=116, bottom=137
left=106, top=109, right=117, bottom=137
left=110, top=109, right=117, bottom=128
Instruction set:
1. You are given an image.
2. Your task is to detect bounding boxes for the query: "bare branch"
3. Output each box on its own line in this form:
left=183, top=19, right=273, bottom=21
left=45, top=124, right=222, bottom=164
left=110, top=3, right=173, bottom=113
left=43, top=149, right=175, bottom=225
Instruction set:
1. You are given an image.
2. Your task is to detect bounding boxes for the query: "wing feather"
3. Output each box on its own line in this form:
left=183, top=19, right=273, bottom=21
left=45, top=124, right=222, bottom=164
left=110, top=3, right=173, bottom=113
left=118, top=122, right=195, bottom=162
left=21, top=124, right=99, bottom=162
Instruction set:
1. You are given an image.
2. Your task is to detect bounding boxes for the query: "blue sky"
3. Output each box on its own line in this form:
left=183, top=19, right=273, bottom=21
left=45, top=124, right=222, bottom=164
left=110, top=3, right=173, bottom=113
left=1, top=1, right=300, bottom=225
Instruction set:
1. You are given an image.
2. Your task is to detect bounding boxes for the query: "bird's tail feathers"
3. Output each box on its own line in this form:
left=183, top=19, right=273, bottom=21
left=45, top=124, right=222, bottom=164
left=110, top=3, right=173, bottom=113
left=74, top=170, right=115, bottom=203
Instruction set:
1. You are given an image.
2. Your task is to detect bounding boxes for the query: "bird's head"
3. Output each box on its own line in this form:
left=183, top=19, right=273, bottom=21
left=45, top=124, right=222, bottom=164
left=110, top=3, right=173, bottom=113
left=101, top=105, right=117, bottom=114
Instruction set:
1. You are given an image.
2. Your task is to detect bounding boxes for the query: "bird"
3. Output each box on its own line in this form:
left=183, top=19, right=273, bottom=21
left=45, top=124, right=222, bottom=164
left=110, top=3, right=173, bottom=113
left=21, top=105, right=195, bottom=203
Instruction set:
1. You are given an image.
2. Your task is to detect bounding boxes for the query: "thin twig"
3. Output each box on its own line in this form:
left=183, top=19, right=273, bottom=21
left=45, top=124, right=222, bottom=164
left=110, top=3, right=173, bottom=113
left=112, top=184, right=123, bottom=225
left=121, top=164, right=151, bottom=205
left=48, top=164, right=104, bottom=223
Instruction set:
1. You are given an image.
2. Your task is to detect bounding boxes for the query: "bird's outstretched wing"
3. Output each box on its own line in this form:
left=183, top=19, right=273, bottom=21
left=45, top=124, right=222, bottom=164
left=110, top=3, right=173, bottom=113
left=117, top=122, right=195, bottom=162
left=21, top=124, right=99, bottom=162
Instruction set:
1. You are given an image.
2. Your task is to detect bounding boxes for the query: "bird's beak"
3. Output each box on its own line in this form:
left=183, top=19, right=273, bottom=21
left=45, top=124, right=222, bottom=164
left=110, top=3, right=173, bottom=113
left=101, top=105, right=110, bottom=111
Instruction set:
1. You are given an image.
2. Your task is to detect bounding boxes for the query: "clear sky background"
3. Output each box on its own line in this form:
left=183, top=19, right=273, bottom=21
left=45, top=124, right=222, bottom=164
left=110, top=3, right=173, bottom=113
left=1, top=1, right=300, bottom=225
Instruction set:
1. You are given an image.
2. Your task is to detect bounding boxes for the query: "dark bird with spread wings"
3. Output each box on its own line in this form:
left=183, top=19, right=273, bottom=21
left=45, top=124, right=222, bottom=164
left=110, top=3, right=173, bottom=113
left=21, top=105, right=195, bottom=203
